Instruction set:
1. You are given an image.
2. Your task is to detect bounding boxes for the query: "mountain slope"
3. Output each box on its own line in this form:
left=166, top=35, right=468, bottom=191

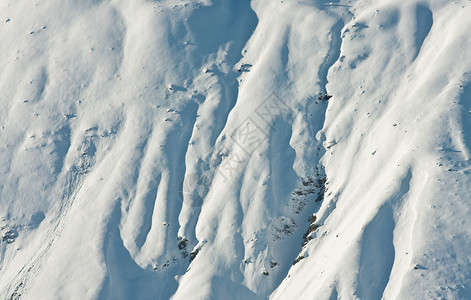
left=0, top=0, right=470, bottom=299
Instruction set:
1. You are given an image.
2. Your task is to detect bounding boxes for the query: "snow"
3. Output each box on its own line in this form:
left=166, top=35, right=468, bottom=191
left=1, top=0, right=471, bottom=299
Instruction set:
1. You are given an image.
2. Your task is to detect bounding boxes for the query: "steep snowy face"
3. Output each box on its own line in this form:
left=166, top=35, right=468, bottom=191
left=273, top=1, right=471, bottom=299
left=1, top=0, right=471, bottom=299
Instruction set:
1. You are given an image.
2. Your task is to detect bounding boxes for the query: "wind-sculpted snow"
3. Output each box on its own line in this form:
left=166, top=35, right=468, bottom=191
left=1, top=0, right=471, bottom=299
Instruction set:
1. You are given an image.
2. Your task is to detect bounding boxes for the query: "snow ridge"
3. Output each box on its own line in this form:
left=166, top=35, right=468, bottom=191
left=1, top=0, right=471, bottom=299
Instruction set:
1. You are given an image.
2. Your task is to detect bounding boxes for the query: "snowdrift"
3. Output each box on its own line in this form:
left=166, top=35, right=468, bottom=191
left=1, top=0, right=471, bottom=299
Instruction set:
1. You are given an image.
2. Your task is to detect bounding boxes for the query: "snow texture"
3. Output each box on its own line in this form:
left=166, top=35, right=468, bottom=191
left=1, top=0, right=471, bottom=299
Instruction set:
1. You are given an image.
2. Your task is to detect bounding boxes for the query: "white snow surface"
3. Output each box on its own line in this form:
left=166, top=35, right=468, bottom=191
left=1, top=0, right=471, bottom=299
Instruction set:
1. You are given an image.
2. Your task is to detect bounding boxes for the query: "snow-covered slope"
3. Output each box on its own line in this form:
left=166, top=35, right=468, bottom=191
left=1, top=0, right=471, bottom=299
